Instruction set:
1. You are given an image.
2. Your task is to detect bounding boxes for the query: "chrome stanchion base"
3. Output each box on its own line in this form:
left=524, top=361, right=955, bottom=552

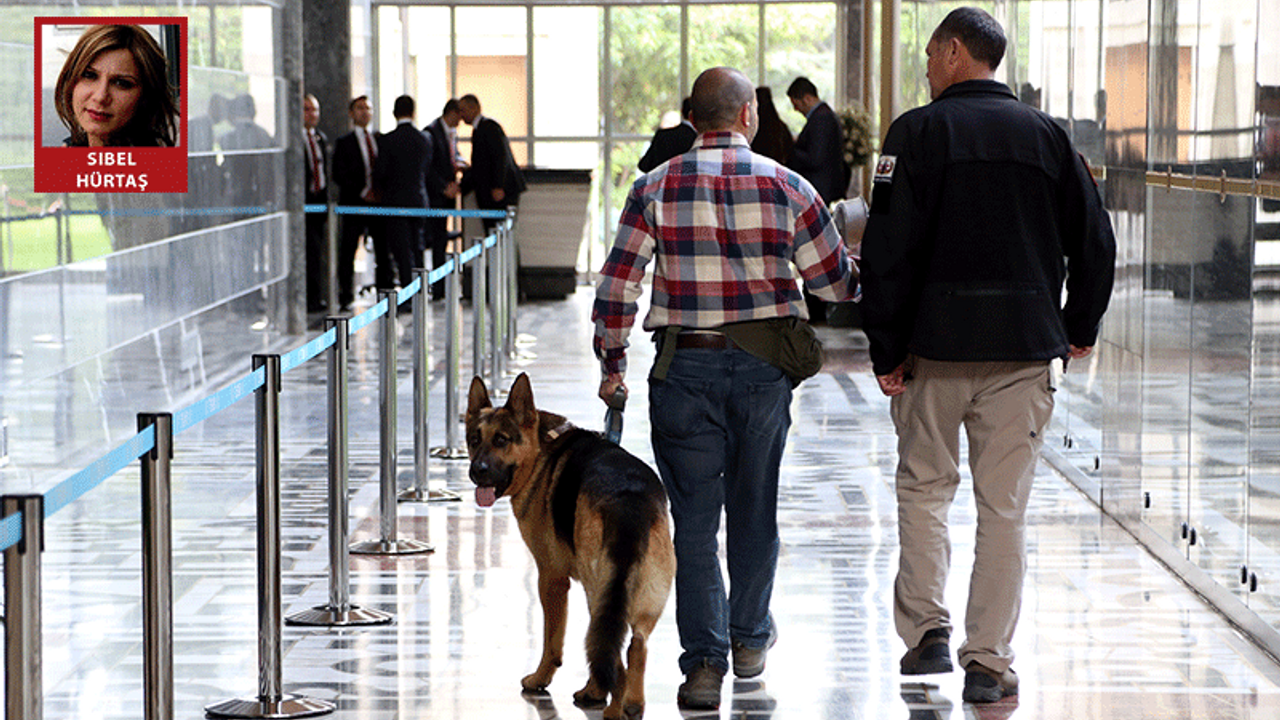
left=430, top=445, right=469, bottom=460
left=398, top=487, right=463, bottom=503
left=285, top=603, right=394, bottom=627
left=205, top=693, right=335, bottom=719
left=349, top=537, right=435, bottom=555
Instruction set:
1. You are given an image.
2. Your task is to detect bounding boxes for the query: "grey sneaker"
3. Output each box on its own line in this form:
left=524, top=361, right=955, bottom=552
left=962, top=662, right=1018, bottom=703
left=731, top=623, right=778, bottom=678
left=677, top=659, right=725, bottom=710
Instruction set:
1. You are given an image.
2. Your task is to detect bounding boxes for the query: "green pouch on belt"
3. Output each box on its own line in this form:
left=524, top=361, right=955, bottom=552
left=720, top=317, right=825, bottom=387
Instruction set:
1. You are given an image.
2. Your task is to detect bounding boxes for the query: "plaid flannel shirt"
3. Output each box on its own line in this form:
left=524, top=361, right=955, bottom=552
left=592, top=131, right=857, bottom=378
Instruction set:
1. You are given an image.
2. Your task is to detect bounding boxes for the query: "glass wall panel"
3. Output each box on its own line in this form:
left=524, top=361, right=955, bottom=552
left=608, top=5, right=681, bottom=139
left=1187, top=189, right=1252, bottom=596
left=1142, top=185, right=1195, bottom=550
left=1251, top=0, right=1280, bottom=626
left=407, top=7, right=453, bottom=131
left=764, top=3, right=838, bottom=130
left=688, top=5, right=759, bottom=83
left=456, top=7, right=529, bottom=164
left=1187, top=1, right=1256, bottom=168
left=532, top=7, right=601, bottom=141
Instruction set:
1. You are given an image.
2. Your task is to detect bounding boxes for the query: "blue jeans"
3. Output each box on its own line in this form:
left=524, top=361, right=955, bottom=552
left=648, top=347, right=791, bottom=674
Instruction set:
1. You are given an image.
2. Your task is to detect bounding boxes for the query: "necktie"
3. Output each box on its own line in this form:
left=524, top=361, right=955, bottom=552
left=362, top=129, right=376, bottom=191
left=307, top=130, right=322, bottom=194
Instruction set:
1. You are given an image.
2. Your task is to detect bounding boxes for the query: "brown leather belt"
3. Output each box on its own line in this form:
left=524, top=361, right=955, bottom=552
left=675, top=332, right=735, bottom=350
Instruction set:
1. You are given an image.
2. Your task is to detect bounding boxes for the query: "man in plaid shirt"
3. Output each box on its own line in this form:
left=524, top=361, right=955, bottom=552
left=592, top=66, right=857, bottom=710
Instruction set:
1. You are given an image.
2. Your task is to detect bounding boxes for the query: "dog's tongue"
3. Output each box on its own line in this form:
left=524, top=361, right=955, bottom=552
left=476, top=486, right=497, bottom=507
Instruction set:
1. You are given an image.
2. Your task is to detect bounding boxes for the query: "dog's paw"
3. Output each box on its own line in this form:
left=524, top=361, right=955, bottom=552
left=572, top=688, right=608, bottom=709
left=519, top=686, right=550, bottom=698
left=521, top=673, right=551, bottom=693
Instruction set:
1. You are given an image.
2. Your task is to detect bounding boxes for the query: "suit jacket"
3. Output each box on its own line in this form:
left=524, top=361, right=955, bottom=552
left=373, top=120, right=430, bottom=209
left=464, top=115, right=526, bottom=208
left=638, top=121, right=697, bottom=172
left=332, top=127, right=379, bottom=205
left=788, top=101, right=846, bottom=202
left=303, top=127, right=329, bottom=203
left=422, top=117, right=457, bottom=208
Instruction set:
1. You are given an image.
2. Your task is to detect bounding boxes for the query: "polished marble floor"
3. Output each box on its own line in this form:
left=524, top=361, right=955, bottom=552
left=14, top=286, right=1280, bottom=719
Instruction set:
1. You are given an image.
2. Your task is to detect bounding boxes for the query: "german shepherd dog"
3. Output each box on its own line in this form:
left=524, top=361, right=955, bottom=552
left=466, top=373, right=675, bottom=720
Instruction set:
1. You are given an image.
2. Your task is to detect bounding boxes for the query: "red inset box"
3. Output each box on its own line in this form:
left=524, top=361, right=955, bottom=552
left=35, top=17, right=188, bottom=193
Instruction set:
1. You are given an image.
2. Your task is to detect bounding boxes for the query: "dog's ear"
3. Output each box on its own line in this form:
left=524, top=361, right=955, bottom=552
left=506, top=373, right=537, bottom=428
left=466, top=376, right=491, bottom=418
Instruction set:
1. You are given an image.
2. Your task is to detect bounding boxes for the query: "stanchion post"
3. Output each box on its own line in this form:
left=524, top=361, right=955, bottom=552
left=139, top=413, right=173, bottom=720
left=471, top=237, right=487, bottom=384
left=488, top=230, right=503, bottom=389
left=4, top=493, right=43, bottom=720
left=505, top=212, right=520, bottom=364
left=432, top=246, right=468, bottom=459
left=402, top=270, right=460, bottom=503
left=205, top=355, right=334, bottom=719
left=287, top=318, right=392, bottom=625
left=325, top=201, right=338, bottom=316
left=350, top=294, right=433, bottom=555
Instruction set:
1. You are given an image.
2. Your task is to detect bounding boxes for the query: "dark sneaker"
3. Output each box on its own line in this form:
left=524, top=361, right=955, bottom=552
left=732, top=623, right=778, bottom=678
left=962, top=662, right=1019, bottom=703
left=900, top=628, right=953, bottom=675
left=677, top=660, right=725, bottom=710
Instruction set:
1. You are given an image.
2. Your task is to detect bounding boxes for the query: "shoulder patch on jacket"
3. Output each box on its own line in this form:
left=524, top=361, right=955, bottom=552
left=873, top=155, right=897, bottom=183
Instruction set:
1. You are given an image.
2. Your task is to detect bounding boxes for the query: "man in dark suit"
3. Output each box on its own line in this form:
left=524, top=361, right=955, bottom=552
left=638, top=97, right=697, bottom=173
left=331, top=95, right=381, bottom=309
left=786, top=77, right=846, bottom=203
left=786, top=77, right=846, bottom=323
left=303, top=93, right=330, bottom=312
left=423, top=98, right=464, bottom=297
left=458, top=94, right=526, bottom=232
left=372, top=95, right=430, bottom=293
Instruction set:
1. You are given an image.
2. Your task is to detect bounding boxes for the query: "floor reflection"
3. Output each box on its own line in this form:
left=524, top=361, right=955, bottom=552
left=23, top=288, right=1280, bottom=719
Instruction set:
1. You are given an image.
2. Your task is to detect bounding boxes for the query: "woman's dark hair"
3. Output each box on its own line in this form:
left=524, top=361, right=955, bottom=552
left=55, top=24, right=179, bottom=147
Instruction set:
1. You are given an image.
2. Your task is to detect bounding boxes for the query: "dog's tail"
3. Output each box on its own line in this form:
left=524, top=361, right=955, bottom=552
left=585, top=490, right=654, bottom=695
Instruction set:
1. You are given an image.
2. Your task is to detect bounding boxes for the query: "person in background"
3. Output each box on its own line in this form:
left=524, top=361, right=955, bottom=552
left=638, top=97, right=697, bottom=173
left=332, top=95, right=381, bottom=310
left=785, top=76, right=845, bottom=203
left=749, top=87, right=793, bottom=165
left=423, top=98, right=464, bottom=298
left=458, top=94, right=525, bottom=233
left=372, top=94, right=430, bottom=294
left=859, top=6, right=1116, bottom=704
left=593, top=66, right=858, bottom=712
left=303, top=93, right=329, bottom=313
left=55, top=23, right=178, bottom=147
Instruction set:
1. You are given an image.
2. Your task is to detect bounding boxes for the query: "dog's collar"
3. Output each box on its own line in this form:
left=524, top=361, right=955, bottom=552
left=544, top=419, right=574, bottom=441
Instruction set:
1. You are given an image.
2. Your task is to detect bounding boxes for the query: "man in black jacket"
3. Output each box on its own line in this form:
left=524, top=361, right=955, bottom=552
left=859, top=7, right=1115, bottom=705
left=372, top=95, right=429, bottom=292
left=458, top=94, right=525, bottom=232
left=423, top=98, right=463, bottom=297
left=637, top=97, right=696, bottom=173
left=331, top=95, right=380, bottom=309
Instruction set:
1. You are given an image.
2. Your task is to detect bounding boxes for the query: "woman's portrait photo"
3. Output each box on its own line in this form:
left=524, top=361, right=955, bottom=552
left=47, top=23, right=180, bottom=148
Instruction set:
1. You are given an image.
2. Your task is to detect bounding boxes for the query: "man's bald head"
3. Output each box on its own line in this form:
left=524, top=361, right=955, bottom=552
left=690, top=67, right=757, bottom=139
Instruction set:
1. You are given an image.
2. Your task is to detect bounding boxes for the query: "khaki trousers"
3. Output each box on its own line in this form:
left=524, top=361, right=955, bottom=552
left=889, top=357, right=1054, bottom=672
